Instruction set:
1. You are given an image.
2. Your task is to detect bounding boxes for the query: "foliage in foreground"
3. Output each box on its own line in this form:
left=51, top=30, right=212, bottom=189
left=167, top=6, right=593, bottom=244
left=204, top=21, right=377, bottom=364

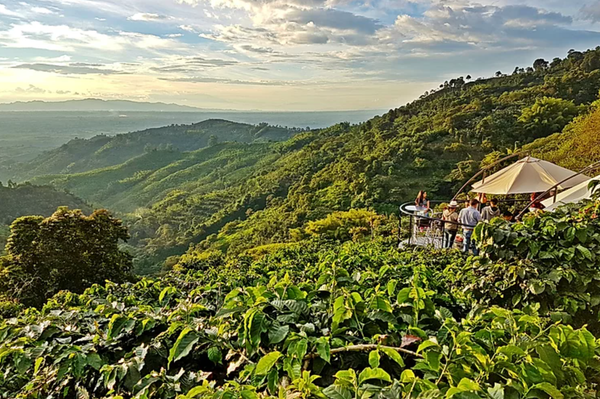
left=455, top=197, right=600, bottom=332
left=1, top=223, right=600, bottom=398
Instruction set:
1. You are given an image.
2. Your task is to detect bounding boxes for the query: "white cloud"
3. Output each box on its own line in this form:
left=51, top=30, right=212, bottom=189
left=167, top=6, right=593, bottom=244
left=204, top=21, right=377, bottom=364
left=0, top=4, right=20, bottom=17
left=15, top=84, right=47, bottom=94
left=128, top=13, right=170, bottom=21
left=31, top=6, right=57, bottom=15
left=0, top=22, right=186, bottom=53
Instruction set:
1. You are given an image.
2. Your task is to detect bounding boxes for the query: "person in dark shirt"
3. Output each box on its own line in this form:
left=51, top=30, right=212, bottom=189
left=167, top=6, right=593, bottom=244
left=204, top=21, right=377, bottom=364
left=415, top=191, right=430, bottom=213
left=481, top=198, right=501, bottom=221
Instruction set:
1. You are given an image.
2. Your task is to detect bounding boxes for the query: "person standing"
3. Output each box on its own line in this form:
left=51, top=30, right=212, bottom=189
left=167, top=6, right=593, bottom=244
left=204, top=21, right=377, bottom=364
left=442, top=201, right=459, bottom=248
left=415, top=191, right=430, bottom=214
left=459, top=199, right=482, bottom=255
left=481, top=198, right=501, bottom=221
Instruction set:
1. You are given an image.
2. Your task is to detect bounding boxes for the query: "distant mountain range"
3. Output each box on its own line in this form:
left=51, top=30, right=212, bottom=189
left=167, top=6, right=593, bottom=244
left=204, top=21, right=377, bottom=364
left=0, top=99, right=213, bottom=112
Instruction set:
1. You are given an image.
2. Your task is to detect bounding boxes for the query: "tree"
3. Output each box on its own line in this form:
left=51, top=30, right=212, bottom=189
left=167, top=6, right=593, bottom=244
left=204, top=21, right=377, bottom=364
left=518, top=97, right=584, bottom=140
left=0, top=207, right=133, bottom=307
left=495, top=71, right=502, bottom=77
left=208, top=135, right=219, bottom=146
left=533, top=58, right=549, bottom=71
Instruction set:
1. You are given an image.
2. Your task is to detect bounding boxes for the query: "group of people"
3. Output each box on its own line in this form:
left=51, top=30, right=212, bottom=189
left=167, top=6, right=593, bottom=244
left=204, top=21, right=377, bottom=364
left=415, top=192, right=514, bottom=255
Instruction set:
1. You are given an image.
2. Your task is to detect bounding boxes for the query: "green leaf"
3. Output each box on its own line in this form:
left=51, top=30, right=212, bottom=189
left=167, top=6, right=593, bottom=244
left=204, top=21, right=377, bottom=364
left=240, top=390, right=258, bottom=399
left=575, top=228, right=588, bottom=244
left=529, top=280, right=545, bottom=295
left=86, top=353, right=103, bottom=370
left=255, top=351, right=282, bottom=375
left=107, top=314, right=128, bottom=340
left=368, top=350, right=380, bottom=368
left=387, top=280, right=398, bottom=296
left=296, top=338, right=308, bottom=359
left=400, top=369, right=415, bottom=383
left=457, top=378, right=481, bottom=391
left=577, top=245, right=593, bottom=260
left=33, top=357, right=44, bottom=374
left=268, top=324, right=289, bottom=344
left=323, top=385, right=353, bottom=399
left=417, top=340, right=439, bottom=353
left=380, top=347, right=405, bottom=367
left=397, top=287, right=411, bottom=303
left=487, top=384, right=504, bottom=399
left=532, top=382, right=564, bottom=399
left=316, top=337, right=331, bottom=363
left=370, top=295, right=392, bottom=313
left=358, top=367, right=391, bottom=384
left=207, top=347, right=222, bottom=365
left=168, top=327, right=199, bottom=366
left=497, top=345, right=526, bottom=357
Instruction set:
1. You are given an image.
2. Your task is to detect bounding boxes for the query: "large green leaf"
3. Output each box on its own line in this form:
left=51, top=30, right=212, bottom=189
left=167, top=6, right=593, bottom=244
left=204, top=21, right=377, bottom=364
left=380, top=347, right=405, bottom=367
left=268, top=324, right=289, bottom=344
left=358, top=367, right=391, bottom=384
left=532, top=382, right=564, bottom=399
left=168, top=327, right=199, bottom=366
left=255, top=351, right=281, bottom=375
left=316, top=337, right=331, bottom=363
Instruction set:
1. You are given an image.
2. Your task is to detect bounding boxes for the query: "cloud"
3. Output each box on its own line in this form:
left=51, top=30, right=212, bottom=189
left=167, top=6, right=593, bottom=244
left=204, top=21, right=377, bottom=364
left=159, top=76, right=287, bottom=85
left=179, top=25, right=198, bottom=33
left=238, top=44, right=277, bottom=53
left=0, top=22, right=185, bottom=53
left=190, top=0, right=382, bottom=46
left=382, top=4, right=582, bottom=51
left=149, top=57, right=239, bottom=74
left=128, top=13, right=170, bottom=21
left=15, top=84, right=47, bottom=94
left=13, top=63, right=129, bottom=75
left=0, top=4, right=20, bottom=17
left=31, top=6, right=57, bottom=15
left=581, top=1, right=600, bottom=22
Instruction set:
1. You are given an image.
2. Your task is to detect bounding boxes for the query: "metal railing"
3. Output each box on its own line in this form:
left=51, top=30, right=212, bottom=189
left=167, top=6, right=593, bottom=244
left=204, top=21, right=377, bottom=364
left=398, top=199, right=529, bottom=249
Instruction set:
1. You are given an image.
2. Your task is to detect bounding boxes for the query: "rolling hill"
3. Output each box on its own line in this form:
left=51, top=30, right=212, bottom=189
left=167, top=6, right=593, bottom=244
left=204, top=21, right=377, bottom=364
left=8, top=119, right=297, bottom=181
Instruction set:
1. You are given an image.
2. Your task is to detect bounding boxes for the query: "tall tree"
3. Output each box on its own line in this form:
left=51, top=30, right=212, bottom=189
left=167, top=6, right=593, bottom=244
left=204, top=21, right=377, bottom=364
left=0, top=207, right=133, bottom=307
left=533, top=58, right=549, bottom=71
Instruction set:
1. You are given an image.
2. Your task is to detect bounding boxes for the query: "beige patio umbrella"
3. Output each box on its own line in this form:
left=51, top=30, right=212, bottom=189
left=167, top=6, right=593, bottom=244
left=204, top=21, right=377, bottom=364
left=542, top=175, right=600, bottom=211
left=471, top=156, right=589, bottom=195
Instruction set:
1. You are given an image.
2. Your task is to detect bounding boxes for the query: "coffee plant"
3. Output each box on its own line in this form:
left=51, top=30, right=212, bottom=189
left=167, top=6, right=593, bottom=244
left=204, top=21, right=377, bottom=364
left=1, top=206, right=600, bottom=398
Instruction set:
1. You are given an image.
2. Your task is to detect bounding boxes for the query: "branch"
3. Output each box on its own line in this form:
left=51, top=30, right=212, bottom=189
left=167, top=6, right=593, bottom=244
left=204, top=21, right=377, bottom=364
left=305, top=344, right=423, bottom=359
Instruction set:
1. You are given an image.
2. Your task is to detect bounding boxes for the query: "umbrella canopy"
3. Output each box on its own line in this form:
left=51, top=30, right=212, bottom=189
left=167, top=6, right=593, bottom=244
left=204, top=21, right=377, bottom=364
left=471, top=156, right=589, bottom=195
left=542, top=175, right=600, bottom=211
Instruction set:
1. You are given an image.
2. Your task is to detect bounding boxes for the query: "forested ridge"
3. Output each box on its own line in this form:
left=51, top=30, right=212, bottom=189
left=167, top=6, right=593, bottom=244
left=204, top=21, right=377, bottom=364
left=3, top=48, right=600, bottom=398
left=6, top=119, right=297, bottom=182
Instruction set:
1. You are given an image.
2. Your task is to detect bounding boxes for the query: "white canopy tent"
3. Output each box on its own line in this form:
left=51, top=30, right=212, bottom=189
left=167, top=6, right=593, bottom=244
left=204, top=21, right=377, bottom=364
left=471, top=156, right=589, bottom=195
left=542, top=175, right=600, bottom=211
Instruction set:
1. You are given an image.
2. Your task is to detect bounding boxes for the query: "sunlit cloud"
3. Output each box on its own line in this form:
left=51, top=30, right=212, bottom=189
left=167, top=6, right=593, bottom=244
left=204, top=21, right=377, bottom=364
left=0, top=0, right=599, bottom=110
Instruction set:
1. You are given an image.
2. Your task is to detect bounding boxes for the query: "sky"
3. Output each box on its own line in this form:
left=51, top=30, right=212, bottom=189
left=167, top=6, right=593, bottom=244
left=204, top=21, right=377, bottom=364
left=1, top=0, right=600, bottom=111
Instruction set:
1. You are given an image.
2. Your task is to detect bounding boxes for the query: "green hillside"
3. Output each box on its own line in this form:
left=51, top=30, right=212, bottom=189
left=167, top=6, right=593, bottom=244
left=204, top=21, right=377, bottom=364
left=7, top=119, right=297, bottom=182
left=22, top=48, right=600, bottom=272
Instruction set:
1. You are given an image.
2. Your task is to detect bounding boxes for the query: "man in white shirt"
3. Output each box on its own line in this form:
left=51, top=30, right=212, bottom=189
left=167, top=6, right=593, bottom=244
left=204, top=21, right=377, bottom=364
left=458, top=199, right=482, bottom=255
